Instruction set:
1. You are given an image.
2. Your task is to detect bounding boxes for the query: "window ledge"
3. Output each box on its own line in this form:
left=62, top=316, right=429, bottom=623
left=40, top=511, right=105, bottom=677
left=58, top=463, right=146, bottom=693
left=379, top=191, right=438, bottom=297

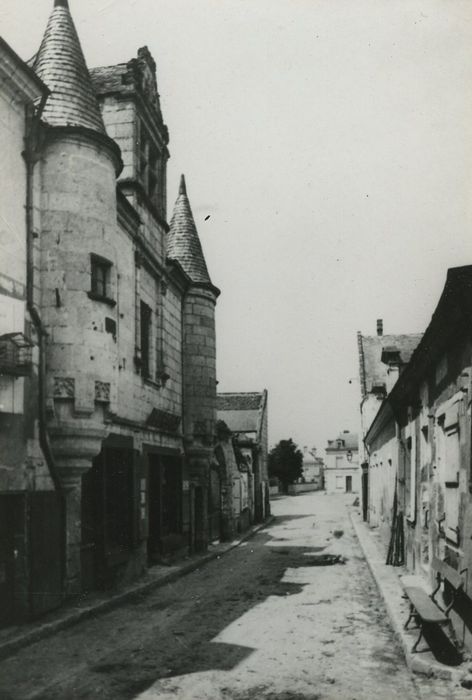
left=87, top=291, right=116, bottom=307
left=144, top=377, right=161, bottom=389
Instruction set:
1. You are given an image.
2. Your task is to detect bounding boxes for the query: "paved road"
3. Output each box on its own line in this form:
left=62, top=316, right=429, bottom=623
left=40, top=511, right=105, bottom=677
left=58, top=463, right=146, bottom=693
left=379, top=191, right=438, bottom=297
left=0, top=492, right=469, bottom=699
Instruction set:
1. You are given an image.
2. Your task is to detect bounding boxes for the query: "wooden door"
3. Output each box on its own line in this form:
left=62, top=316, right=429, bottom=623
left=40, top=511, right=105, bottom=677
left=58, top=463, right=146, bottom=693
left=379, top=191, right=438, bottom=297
left=0, top=495, right=21, bottom=625
left=29, top=492, right=62, bottom=618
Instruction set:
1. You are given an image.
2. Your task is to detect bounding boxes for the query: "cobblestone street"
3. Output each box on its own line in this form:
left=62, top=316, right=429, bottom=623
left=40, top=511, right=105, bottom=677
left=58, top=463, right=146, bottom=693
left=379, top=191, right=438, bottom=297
left=0, top=492, right=470, bottom=700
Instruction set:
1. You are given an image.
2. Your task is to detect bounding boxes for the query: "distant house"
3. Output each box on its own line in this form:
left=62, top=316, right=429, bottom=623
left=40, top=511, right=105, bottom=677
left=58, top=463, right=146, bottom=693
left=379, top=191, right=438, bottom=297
left=217, top=391, right=269, bottom=524
left=301, top=448, right=324, bottom=489
left=324, top=431, right=359, bottom=494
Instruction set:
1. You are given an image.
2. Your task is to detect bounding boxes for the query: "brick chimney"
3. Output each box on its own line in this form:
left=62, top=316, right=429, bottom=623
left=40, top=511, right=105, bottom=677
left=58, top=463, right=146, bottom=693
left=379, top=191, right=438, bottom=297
left=377, top=319, right=383, bottom=336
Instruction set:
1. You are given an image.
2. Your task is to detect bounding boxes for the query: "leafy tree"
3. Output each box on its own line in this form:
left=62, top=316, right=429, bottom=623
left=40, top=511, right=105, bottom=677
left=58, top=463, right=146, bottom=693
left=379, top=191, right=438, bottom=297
left=268, top=438, right=303, bottom=491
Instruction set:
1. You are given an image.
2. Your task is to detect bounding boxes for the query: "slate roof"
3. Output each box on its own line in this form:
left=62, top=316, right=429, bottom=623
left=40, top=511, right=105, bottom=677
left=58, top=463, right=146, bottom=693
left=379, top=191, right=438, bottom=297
left=326, top=431, right=358, bottom=451
left=167, top=175, right=212, bottom=286
left=33, top=0, right=105, bottom=133
left=390, top=265, right=472, bottom=403
left=217, top=393, right=264, bottom=411
left=358, top=332, right=422, bottom=397
left=217, top=392, right=265, bottom=434
left=366, top=266, right=472, bottom=443
left=89, top=63, right=128, bottom=95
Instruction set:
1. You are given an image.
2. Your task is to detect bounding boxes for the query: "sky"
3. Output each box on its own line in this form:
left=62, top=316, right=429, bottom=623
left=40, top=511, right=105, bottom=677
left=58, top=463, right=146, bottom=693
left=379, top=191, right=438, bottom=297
left=2, top=0, right=472, bottom=453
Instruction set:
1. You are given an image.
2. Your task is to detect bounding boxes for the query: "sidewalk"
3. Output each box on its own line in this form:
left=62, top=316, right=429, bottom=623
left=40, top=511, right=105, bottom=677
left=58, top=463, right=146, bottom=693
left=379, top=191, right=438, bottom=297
left=0, top=518, right=273, bottom=662
left=349, top=508, right=472, bottom=682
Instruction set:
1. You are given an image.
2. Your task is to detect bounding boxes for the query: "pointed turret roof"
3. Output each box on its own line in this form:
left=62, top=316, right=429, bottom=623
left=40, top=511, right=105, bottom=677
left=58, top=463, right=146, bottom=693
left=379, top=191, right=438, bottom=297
left=168, top=175, right=213, bottom=287
left=33, top=0, right=105, bottom=133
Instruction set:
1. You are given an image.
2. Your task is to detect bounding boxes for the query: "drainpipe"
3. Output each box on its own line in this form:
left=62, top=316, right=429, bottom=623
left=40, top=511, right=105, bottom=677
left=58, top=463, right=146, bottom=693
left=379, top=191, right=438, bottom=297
left=23, top=97, right=66, bottom=592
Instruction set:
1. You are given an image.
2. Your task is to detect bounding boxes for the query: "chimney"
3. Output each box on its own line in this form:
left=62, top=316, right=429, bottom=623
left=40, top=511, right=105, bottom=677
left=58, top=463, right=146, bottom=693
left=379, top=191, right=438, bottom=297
left=377, top=319, right=383, bottom=336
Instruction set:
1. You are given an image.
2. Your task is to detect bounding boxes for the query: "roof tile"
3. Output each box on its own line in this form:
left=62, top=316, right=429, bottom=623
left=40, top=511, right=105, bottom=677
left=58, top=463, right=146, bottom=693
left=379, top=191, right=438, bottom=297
left=33, top=1, right=105, bottom=133
left=359, top=333, right=422, bottom=396
left=167, top=175, right=212, bottom=286
left=217, top=393, right=264, bottom=411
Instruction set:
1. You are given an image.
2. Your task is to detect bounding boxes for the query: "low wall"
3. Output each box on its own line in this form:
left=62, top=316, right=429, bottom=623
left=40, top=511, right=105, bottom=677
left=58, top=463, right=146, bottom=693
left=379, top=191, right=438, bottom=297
left=287, top=483, right=322, bottom=495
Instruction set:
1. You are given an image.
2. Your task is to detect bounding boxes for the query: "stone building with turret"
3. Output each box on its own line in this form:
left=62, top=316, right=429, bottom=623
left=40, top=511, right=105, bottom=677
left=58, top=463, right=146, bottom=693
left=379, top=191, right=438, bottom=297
left=0, top=0, right=221, bottom=623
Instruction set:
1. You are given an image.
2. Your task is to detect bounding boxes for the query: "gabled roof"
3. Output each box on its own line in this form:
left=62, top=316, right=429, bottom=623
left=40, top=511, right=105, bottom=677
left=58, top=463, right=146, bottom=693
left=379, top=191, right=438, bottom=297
left=167, top=175, right=214, bottom=288
left=357, top=331, right=422, bottom=398
left=33, top=0, right=105, bottom=133
left=217, top=391, right=266, bottom=435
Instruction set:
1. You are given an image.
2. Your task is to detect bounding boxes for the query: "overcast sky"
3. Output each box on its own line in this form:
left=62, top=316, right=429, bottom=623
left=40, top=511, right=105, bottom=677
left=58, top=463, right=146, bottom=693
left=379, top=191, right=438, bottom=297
left=3, top=0, right=472, bottom=453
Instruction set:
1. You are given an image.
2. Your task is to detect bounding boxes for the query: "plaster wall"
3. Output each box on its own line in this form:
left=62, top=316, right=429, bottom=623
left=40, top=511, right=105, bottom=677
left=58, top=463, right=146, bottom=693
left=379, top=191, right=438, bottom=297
left=367, top=431, right=397, bottom=543
left=367, top=337, right=472, bottom=653
left=0, top=90, right=27, bottom=289
left=0, top=82, right=52, bottom=492
left=360, top=395, right=382, bottom=462
left=324, top=452, right=360, bottom=493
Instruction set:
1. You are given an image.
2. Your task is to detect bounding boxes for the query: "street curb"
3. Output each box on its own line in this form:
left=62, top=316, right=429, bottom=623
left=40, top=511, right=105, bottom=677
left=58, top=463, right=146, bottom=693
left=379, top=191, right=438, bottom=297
left=349, top=510, right=466, bottom=683
left=0, top=517, right=274, bottom=662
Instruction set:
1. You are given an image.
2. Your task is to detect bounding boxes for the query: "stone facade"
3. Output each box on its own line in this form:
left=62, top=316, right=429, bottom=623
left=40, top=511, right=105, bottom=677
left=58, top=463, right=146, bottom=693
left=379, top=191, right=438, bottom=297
left=0, top=0, right=223, bottom=622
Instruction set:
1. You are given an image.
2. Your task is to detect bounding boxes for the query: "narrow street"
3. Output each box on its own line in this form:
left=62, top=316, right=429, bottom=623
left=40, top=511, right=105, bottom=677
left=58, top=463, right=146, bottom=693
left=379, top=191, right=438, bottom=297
left=0, top=492, right=467, bottom=700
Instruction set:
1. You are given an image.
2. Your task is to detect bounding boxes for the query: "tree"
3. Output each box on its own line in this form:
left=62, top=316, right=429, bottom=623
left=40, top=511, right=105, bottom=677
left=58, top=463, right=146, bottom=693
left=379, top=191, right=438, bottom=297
left=268, top=438, right=303, bottom=491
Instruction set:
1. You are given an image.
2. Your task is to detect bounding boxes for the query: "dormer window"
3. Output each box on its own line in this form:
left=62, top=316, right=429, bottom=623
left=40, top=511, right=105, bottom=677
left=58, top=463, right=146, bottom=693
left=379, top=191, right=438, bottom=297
left=372, top=382, right=387, bottom=399
left=381, top=346, right=402, bottom=366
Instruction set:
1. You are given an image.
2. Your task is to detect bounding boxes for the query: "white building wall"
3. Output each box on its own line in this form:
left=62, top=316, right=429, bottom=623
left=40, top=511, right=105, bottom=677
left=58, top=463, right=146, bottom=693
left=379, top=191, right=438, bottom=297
left=324, top=451, right=360, bottom=494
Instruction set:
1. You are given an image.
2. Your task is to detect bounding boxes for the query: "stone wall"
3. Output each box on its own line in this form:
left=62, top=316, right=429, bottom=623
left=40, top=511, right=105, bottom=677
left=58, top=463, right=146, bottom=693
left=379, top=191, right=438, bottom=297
left=182, top=288, right=217, bottom=442
left=100, top=98, right=136, bottom=182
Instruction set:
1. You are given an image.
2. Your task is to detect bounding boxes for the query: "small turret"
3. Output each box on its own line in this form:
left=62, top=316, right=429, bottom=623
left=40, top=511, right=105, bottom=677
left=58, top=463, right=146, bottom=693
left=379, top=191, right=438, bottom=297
left=168, top=176, right=219, bottom=551
left=168, top=175, right=215, bottom=288
left=34, top=0, right=121, bottom=594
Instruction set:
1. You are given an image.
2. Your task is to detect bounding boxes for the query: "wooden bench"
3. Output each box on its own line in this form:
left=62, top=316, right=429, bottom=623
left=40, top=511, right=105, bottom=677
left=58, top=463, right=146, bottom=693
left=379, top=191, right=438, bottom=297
left=400, top=560, right=466, bottom=655
left=431, top=556, right=465, bottom=616
left=400, top=577, right=449, bottom=653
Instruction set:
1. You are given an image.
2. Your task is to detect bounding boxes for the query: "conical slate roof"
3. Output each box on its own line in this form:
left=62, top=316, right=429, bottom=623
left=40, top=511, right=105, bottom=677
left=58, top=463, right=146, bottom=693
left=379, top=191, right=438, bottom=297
left=33, top=0, right=105, bottom=133
left=168, top=175, right=213, bottom=286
